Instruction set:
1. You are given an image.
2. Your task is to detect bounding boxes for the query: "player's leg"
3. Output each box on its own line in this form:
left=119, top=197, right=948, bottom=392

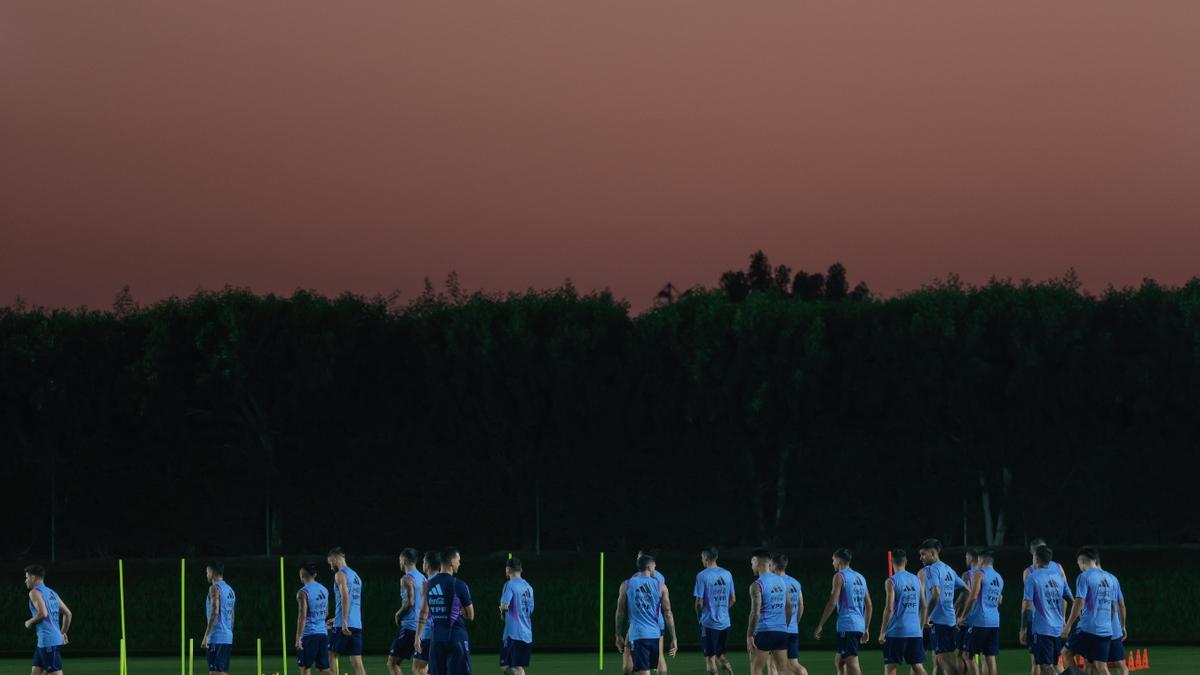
left=623, top=639, right=634, bottom=675
left=657, top=635, right=668, bottom=675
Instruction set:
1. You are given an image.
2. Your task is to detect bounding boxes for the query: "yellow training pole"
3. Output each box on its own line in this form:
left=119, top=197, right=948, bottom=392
left=599, top=552, right=605, bottom=671
left=257, top=637, right=263, bottom=675
left=181, top=559, right=186, bottom=675
left=188, top=638, right=194, bottom=675
left=279, top=556, right=289, bottom=675
left=119, top=560, right=127, bottom=674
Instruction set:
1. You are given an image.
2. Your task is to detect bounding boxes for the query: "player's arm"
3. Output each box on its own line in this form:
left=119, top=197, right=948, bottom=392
left=928, top=585, right=941, bottom=628
left=784, top=586, right=793, bottom=627
left=414, top=583, right=430, bottom=652
left=398, top=575, right=415, bottom=626
left=878, top=578, right=894, bottom=644
left=693, top=575, right=704, bottom=619
left=57, top=597, right=73, bottom=644
left=335, top=571, right=351, bottom=633
left=202, top=584, right=220, bottom=647
left=813, top=573, right=842, bottom=640
left=499, top=582, right=512, bottom=616
left=958, top=573, right=982, bottom=626
left=795, top=586, right=805, bottom=623
left=614, top=581, right=629, bottom=651
left=24, top=589, right=47, bottom=629
left=1062, top=597, right=1084, bottom=638
left=295, top=590, right=308, bottom=649
left=729, top=586, right=736, bottom=608
left=862, top=584, right=873, bottom=642
left=660, top=583, right=678, bottom=657
left=458, top=581, right=475, bottom=621
left=1118, top=599, right=1127, bottom=640
left=918, top=570, right=929, bottom=626
left=746, top=581, right=762, bottom=652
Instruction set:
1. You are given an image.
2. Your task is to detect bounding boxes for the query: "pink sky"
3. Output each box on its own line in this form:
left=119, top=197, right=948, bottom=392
left=3, top=1, right=1198, bottom=312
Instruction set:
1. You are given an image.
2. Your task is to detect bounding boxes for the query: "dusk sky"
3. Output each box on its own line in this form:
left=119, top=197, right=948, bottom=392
left=3, top=1, right=1198, bottom=312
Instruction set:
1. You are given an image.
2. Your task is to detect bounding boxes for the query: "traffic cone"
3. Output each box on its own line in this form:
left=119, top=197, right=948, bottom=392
left=1145, top=648, right=1151, bottom=669
left=1128, top=652, right=1136, bottom=671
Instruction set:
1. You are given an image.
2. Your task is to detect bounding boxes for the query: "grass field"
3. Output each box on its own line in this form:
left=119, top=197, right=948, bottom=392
left=2, top=647, right=1197, bottom=675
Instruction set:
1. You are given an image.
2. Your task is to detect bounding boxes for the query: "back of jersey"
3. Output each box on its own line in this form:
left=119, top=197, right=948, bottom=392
left=627, top=574, right=662, bottom=641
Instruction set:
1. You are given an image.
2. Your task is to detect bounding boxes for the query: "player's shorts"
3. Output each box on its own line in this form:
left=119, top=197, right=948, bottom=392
left=500, top=637, right=532, bottom=668
left=206, top=643, right=232, bottom=672
left=1030, top=633, right=1060, bottom=666
left=1074, top=631, right=1111, bottom=664
left=930, top=624, right=957, bottom=654
left=429, top=638, right=472, bottom=675
left=700, top=626, right=729, bottom=657
left=787, top=633, right=800, bottom=659
left=390, top=629, right=417, bottom=660
left=414, top=634, right=432, bottom=663
left=32, top=646, right=62, bottom=672
left=1108, top=637, right=1126, bottom=663
left=1065, top=624, right=1081, bottom=653
left=329, top=627, right=363, bottom=656
left=837, top=631, right=862, bottom=657
left=966, top=626, right=999, bottom=657
left=754, top=631, right=788, bottom=652
left=631, top=638, right=659, bottom=672
left=883, top=636, right=926, bottom=665
left=923, top=626, right=933, bottom=652
left=298, top=634, right=330, bottom=670
left=957, top=625, right=969, bottom=651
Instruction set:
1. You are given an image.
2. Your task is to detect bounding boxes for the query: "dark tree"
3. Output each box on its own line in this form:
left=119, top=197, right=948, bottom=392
left=825, top=262, right=849, bottom=301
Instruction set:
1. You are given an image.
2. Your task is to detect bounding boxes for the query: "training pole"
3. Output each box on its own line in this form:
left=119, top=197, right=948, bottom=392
left=120, top=637, right=127, bottom=675
left=279, top=556, right=288, bottom=675
left=119, top=559, right=128, bottom=674
left=257, top=637, right=263, bottom=675
left=181, top=559, right=186, bottom=675
left=188, top=638, right=194, bottom=675
left=599, top=551, right=605, bottom=671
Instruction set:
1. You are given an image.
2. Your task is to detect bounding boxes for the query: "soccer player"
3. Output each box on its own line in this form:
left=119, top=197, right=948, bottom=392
left=954, top=549, right=981, bottom=675
left=326, top=547, right=365, bottom=675
left=499, top=557, right=535, bottom=675
left=918, top=539, right=965, bottom=675
left=1061, top=547, right=1116, bottom=674
left=416, top=547, right=475, bottom=675
left=1021, top=540, right=1067, bottom=675
left=616, top=554, right=679, bottom=675
left=296, top=563, right=333, bottom=675
left=412, top=550, right=441, bottom=675
left=957, top=549, right=1003, bottom=675
left=201, top=562, right=236, bottom=675
left=622, top=548, right=668, bottom=675
left=1021, top=545, right=1072, bottom=675
left=878, top=549, right=927, bottom=675
left=24, top=564, right=72, bottom=675
left=813, top=548, right=870, bottom=675
left=1101, top=563, right=1127, bottom=675
left=389, top=548, right=426, bottom=675
left=694, top=545, right=736, bottom=675
left=773, top=554, right=809, bottom=675
left=746, top=549, right=792, bottom=675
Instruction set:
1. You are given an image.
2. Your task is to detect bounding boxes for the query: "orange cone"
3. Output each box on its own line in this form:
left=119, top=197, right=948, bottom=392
left=1145, top=648, right=1151, bottom=669
left=1127, top=653, right=1135, bottom=670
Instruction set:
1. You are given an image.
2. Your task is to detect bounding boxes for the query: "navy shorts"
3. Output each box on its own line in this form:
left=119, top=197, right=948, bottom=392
left=787, top=633, right=799, bottom=659
left=883, top=636, right=925, bottom=665
left=1074, top=631, right=1111, bottom=664
left=1065, top=625, right=1081, bottom=653
left=390, top=629, right=417, bottom=660
left=923, top=626, right=933, bottom=652
left=631, top=638, right=659, bottom=672
left=1109, top=638, right=1126, bottom=663
left=430, top=639, right=472, bottom=675
left=957, top=626, right=969, bottom=651
left=931, top=624, right=957, bottom=654
left=754, top=631, right=788, bottom=652
left=206, top=643, right=232, bottom=672
left=32, top=646, right=62, bottom=672
left=700, top=627, right=729, bottom=657
left=1030, top=634, right=1060, bottom=666
left=966, top=626, right=999, bottom=657
left=329, top=627, right=363, bottom=656
left=500, top=637, right=531, bottom=668
left=298, top=634, right=330, bottom=670
left=837, top=631, right=862, bottom=657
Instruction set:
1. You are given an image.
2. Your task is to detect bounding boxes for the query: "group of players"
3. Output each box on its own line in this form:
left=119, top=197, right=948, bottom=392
left=18, top=538, right=1127, bottom=675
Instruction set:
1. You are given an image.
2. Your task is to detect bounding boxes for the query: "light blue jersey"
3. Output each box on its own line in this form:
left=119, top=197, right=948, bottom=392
left=781, top=574, right=802, bottom=635
left=966, top=566, right=1003, bottom=628
left=1076, top=567, right=1115, bottom=637
left=1106, top=572, right=1124, bottom=638
left=29, top=584, right=63, bottom=648
left=693, top=566, right=734, bottom=630
left=501, top=577, right=535, bottom=643
left=301, top=581, right=329, bottom=637
left=836, top=568, right=868, bottom=633
left=754, top=572, right=789, bottom=634
left=630, top=570, right=666, bottom=631
left=400, top=569, right=427, bottom=632
left=206, top=579, right=236, bottom=644
left=333, top=565, right=363, bottom=629
left=627, top=573, right=663, bottom=641
left=1023, top=566, right=1072, bottom=637
left=884, top=571, right=922, bottom=638
left=922, top=561, right=966, bottom=627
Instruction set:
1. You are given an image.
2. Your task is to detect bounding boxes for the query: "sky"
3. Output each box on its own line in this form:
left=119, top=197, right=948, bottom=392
left=3, top=1, right=1198, bottom=312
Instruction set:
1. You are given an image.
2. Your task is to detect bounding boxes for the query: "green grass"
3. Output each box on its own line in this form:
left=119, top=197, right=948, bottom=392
left=4, top=647, right=1199, bottom=674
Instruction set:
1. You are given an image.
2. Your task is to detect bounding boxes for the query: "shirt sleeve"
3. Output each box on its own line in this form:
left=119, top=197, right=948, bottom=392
left=1075, top=576, right=1088, bottom=601
left=1113, top=579, right=1123, bottom=602
left=954, top=573, right=967, bottom=590
left=500, top=583, right=513, bottom=608
left=1061, top=582, right=1073, bottom=600
left=1022, top=579, right=1034, bottom=602
left=694, top=574, right=704, bottom=599
left=458, top=580, right=473, bottom=607
left=529, top=587, right=535, bottom=613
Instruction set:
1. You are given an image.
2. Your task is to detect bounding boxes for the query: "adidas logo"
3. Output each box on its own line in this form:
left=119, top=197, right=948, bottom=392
left=715, top=578, right=726, bottom=586
left=990, top=579, right=1000, bottom=587
left=430, top=585, right=445, bottom=596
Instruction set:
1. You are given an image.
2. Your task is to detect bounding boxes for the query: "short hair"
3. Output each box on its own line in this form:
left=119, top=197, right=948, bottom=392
left=423, top=550, right=442, bottom=569
left=833, top=548, right=853, bottom=563
left=1034, top=545, right=1053, bottom=565
left=300, top=562, right=319, bottom=577
left=750, top=548, right=772, bottom=562
left=979, top=549, right=996, bottom=563
left=507, top=557, right=523, bottom=572
left=442, top=547, right=460, bottom=563
left=1077, top=546, right=1100, bottom=563
left=966, top=547, right=982, bottom=559
left=891, top=549, right=907, bottom=566
left=637, top=547, right=656, bottom=558
left=327, top=547, right=345, bottom=558
left=637, top=554, right=655, bottom=571
left=919, top=539, right=942, bottom=552
left=400, top=548, right=419, bottom=564
left=24, top=564, right=46, bottom=579
left=774, top=554, right=789, bottom=571
left=701, top=545, right=719, bottom=561
left=206, top=561, right=224, bottom=576
left=1030, top=538, right=1047, bottom=553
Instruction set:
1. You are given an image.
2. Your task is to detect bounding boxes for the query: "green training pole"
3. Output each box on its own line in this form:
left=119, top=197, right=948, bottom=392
left=120, top=637, right=126, bottom=675
left=188, top=638, right=194, bottom=675
left=599, top=551, right=605, bottom=671
left=181, top=559, right=186, bottom=675
left=257, top=637, right=262, bottom=675
left=279, top=556, right=288, bottom=675
left=119, top=559, right=127, bottom=674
